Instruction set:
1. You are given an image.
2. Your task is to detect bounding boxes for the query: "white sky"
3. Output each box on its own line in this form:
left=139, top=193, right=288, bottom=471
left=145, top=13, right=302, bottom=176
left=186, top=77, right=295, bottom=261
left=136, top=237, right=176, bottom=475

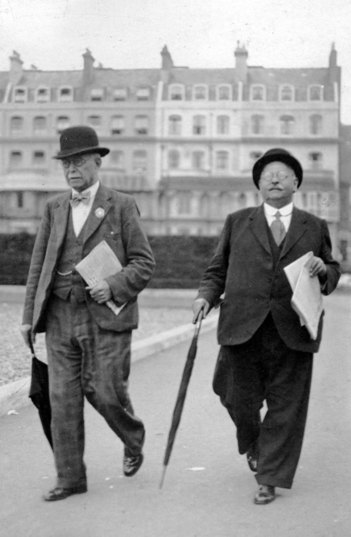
left=0, top=0, right=351, bottom=122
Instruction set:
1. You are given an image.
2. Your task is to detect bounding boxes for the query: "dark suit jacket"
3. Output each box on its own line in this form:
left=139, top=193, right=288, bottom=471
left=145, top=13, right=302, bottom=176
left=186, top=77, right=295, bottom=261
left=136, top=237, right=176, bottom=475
left=22, top=184, right=155, bottom=333
left=197, top=205, right=340, bottom=353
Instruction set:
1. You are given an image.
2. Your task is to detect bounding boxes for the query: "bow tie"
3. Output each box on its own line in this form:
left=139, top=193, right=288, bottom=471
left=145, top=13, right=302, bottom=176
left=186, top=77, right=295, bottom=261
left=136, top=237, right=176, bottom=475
left=70, top=191, right=91, bottom=208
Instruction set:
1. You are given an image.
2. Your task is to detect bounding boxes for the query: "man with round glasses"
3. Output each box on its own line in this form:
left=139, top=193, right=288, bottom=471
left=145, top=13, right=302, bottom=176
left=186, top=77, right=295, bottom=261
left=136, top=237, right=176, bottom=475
left=192, top=148, right=340, bottom=505
left=21, top=125, right=155, bottom=501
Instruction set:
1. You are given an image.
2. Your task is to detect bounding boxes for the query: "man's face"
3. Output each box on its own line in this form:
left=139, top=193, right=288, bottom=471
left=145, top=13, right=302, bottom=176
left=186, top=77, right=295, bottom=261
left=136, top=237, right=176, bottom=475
left=258, top=161, right=298, bottom=208
left=61, top=152, right=101, bottom=192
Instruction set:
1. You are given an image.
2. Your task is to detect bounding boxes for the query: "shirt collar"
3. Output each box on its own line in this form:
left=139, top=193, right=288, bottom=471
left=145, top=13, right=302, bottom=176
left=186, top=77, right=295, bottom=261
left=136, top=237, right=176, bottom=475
left=264, top=202, right=293, bottom=217
left=72, top=180, right=100, bottom=199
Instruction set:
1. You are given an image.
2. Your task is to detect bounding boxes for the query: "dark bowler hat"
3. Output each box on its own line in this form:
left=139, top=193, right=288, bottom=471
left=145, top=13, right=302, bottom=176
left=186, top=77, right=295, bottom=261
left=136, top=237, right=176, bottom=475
left=53, top=125, right=110, bottom=159
left=252, top=148, right=303, bottom=189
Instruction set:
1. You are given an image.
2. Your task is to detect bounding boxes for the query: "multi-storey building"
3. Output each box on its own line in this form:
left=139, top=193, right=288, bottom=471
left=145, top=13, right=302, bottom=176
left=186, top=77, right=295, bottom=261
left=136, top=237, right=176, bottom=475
left=0, top=44, right=343, bottom=251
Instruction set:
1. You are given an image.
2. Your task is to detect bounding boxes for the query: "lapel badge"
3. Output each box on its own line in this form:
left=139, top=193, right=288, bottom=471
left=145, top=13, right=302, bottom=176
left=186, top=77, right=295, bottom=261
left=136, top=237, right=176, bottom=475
left=95, top=207, right=105, bottom=219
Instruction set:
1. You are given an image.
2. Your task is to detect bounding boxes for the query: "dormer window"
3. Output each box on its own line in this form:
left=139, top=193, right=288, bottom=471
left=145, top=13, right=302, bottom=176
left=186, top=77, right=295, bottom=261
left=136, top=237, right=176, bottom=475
left=280, top=115, right=295, bottom=135
left=58, top=86, right=73, bottom=102
left=308, top=85, right=323, bottom=101
left=56, top=116, right=70, bottom=134
left=135, top=115, right=149, bottom=135
left=279, top=85, right=294, bottom=101
left=169, top=84, right=185, bottom=101
left=36, top=86, right=50, bottom=103
left=113, top=88, right=127, bottom=101
left=10, top=116, right=24, bottom=134
left=13, top=86, right=27, bottom=103
left=250, top=85, right=265, bottom=101
left=217, top=85, right=231, bottom=100
left=136, top=87, right=151, bottom=101
left=87, top=115, right=102, bottom=130
left=90, top=88, right=104, bottom=101
left=193, top=85, right=208, bottom=100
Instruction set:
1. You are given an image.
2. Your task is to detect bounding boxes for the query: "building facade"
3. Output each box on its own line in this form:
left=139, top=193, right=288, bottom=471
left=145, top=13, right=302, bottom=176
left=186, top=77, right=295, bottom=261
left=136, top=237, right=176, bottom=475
left=0, top=44, right=344, bottom=251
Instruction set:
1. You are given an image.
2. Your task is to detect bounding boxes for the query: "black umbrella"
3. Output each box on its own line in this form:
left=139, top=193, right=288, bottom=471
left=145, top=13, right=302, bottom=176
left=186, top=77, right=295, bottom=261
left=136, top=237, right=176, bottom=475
left=28, top=338, right=53, bottom=450
left=159, top=311, right=204, bottom=488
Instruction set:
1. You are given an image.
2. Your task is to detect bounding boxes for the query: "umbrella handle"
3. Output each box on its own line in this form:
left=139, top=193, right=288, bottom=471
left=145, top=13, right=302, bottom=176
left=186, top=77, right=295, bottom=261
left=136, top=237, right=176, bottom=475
left=28, top=333, right=35, bottom=357
left=194, top=309, right=204, bottom=338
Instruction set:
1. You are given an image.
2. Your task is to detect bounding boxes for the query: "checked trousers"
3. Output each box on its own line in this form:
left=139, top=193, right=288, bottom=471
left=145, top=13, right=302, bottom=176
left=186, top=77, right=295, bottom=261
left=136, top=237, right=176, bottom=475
left=45, top=295, right=145, bottom=489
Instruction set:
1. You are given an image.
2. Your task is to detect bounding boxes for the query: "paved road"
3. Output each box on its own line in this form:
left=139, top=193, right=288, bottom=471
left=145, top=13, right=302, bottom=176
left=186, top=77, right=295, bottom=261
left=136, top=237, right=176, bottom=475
left=0, top=291, right=350, bottom=537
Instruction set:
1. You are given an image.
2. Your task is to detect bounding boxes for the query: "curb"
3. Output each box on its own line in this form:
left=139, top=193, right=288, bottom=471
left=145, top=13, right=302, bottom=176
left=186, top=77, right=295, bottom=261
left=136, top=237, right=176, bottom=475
left=0, top=313, right=218, bottom=417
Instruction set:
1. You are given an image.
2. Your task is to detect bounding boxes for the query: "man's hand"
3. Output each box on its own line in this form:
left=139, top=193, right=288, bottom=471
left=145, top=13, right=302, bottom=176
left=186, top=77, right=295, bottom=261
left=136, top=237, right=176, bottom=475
left=87, top=280, right=112, bottom=304
left=20, top=324, right=34, bottom=348
left=192, top=298, right=210, bottom=324
left=309, top=256, right=327, bottom=278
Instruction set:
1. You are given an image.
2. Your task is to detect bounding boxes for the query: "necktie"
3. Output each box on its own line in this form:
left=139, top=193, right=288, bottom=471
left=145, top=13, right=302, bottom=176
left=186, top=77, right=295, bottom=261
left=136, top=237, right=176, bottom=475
left=70, top=191, right=91, bottom=208
left=270, top=211, right=286, bottom=245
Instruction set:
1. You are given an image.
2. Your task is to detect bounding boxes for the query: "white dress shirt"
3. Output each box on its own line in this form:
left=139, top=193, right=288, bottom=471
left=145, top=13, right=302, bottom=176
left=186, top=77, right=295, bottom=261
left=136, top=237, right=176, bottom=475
left=71, top=181, right=100, bottom=236
left=263, top=202, right=293, bottom=233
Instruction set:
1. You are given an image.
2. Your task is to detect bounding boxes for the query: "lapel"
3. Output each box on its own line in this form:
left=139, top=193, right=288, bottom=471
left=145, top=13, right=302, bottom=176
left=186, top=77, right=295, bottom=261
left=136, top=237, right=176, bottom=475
left=53, top=193, right=71, bottom=250
left=280, top=207, right=308, bottom=259
left=83, top=184, right=113, bottom=244
left=249, top=205, right=271, bottom=255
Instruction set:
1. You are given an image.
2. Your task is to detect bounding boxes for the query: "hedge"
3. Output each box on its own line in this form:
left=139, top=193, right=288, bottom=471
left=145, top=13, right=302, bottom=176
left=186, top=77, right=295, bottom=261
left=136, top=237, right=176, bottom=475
left=0, top=233, right=219, bottom=288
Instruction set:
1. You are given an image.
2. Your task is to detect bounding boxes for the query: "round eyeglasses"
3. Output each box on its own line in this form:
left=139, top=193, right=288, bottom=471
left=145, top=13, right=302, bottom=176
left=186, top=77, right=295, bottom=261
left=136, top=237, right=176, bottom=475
left=61, top=156, right=88, bottom=169
left=260, top=171, right=293, bottom=182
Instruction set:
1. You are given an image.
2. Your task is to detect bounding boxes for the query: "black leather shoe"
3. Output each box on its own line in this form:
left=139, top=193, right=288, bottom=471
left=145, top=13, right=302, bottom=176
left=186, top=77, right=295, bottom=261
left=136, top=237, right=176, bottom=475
left=123, top=452, right=144, bottom=477
left=43, top=484, right=87, bottom=502
left=246, top=442, right=258, bottom=472
left=254, top=485, right=276, bottom=505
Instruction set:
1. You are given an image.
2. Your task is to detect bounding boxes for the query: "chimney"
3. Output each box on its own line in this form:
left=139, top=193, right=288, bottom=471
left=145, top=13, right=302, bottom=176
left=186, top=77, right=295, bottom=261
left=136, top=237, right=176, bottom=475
left=329, top=42, right=337, bottom=68
left=82, top=48, right=95, bottom=84
left=234, top=42, right=248, bottom=81
left=9, top=50, right=23, bottom=85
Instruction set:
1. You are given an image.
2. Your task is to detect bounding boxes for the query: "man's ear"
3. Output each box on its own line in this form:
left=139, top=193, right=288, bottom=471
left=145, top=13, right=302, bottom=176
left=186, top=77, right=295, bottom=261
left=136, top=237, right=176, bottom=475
left=95, top=156, right=102, bottom=168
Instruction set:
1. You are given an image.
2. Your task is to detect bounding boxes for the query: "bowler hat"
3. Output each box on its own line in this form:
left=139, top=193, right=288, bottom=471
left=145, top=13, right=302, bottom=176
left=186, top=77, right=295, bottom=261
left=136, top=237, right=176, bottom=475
left=252, top=148, right=303, bottom=189
left=54, top=125, right=110, bottom=159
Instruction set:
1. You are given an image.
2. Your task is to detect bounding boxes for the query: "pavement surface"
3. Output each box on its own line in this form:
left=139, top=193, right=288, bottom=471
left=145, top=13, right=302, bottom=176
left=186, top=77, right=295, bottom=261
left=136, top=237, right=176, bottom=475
left=0, top=290, right=350, bottom=537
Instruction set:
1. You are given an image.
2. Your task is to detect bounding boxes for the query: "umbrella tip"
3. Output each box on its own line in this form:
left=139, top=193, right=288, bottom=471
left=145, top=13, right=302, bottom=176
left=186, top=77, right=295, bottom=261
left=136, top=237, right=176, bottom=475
left=159, top=466, right=167, bottom=489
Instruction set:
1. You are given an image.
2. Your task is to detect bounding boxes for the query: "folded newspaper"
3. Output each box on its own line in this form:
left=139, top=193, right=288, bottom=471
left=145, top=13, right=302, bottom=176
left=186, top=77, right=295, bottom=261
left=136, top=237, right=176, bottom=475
left=284, top=251, right=323, bottom=340
left=75, top=240, right=125, bottom=316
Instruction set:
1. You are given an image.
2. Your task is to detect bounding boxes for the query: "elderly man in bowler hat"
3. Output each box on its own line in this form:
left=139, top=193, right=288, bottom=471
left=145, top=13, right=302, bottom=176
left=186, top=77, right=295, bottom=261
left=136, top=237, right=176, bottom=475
left=21, top=126, right=155, bottom=501
left=192, top=148, right=340, bottom=504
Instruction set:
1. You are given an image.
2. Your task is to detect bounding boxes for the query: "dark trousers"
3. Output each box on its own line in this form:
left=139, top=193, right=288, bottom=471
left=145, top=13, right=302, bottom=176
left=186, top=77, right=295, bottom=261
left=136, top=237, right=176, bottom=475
left=215, top=315, right=313, bottom=489
left=45, top=295, right=145, bottom=489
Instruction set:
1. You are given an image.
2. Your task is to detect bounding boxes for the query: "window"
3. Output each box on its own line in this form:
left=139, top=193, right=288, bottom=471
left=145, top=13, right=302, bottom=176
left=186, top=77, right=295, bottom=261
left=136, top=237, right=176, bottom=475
left=136, top=88, right=150, bottom=101
left=192, top=151, right=205, bottom=170
left=279, top=85, right=294, bottom=101
left=250, top=85, right=265, bottom=101
left=193, top=115, right=206, bottom=135
left=33, top=116, right=47, bottom=134
left=56, top=116, right=70, bottom=134
left=193, top=85, right=207, bottom=100
left=280, top=115, right=295, bottom=135
left=36, top=86, right=50, bottom=103
left=90, top=88, right=104, bottom=101
left=58, top=86, right=73, bottom=102
left=10, top=116, right=24, bottom=134
left=251, top=114, right=264, bottom=135
left=16, top=192, right=24, bottom=209
left=9, top=151, right=23, bottom=167
left=13, top=87, right=27, bottom=103
left=217, top=115, right=230, bottom=135
left=87, top=115, right=102, bottom=129
left=168, top=115, right=182, bottom=135
left=309, top=114, right=322, bottom=135
left=309, top=152, right=323, bottom=169
left=168, top=150, right=180, bottom=169
left=134, top=115, right=149, bottom=135
left=217, top=85, right=231, bottom=100
left=177, top=192, right=191, bottom=214
left=113, top=88, right=127, bottom=101
left=309, top=85, right=323, bottom=101
left=132, top=150, right=147, bottom=172
left=216, top=151, right=229, bottom=171
left=110, top=150, right=125, bottom=169
left=33, top=150, right=45, bottom=166
left=169, top=84, right=185, bottom=100
left=111, top=116, right=125, bottom=135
